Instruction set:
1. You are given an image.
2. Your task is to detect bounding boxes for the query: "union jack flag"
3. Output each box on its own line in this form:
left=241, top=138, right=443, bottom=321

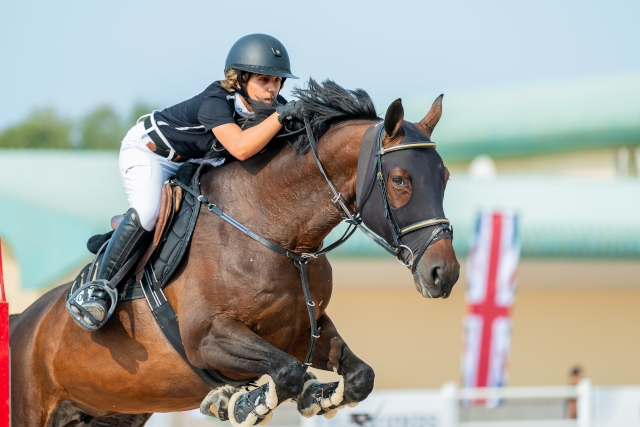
left=462, top=212, right=520, bottom=406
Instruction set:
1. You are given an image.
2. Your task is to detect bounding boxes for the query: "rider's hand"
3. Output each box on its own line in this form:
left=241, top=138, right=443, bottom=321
left=276, top=100, right=305, bottom=124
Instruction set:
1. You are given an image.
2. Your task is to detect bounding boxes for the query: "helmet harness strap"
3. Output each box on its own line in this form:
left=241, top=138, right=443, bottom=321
left=234, top=69, right=250, bottom=100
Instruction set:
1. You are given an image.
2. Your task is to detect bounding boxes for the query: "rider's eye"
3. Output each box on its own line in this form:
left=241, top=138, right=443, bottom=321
left=391, top=177, right=406, bottom=188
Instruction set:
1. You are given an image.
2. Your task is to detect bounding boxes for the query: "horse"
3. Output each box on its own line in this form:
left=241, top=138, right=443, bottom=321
left=9, top=80, right=460, bottom=427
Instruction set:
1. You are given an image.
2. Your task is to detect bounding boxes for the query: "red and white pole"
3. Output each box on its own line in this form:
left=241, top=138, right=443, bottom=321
left=0, top=240, right=9, bottom=427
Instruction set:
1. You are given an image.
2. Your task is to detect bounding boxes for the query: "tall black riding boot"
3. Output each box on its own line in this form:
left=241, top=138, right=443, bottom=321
left=68, top=208, right=151, bottom=329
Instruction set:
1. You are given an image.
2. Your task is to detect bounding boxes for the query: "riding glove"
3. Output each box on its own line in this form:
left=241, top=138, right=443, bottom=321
left=276, top=100, right=305, bottom=124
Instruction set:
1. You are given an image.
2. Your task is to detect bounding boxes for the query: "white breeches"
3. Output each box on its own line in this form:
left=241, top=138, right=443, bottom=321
left=119, top=122, right=181, bottom=231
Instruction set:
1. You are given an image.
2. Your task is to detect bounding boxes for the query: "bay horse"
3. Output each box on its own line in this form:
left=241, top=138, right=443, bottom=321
left=9, top=80, right=459, bottom=427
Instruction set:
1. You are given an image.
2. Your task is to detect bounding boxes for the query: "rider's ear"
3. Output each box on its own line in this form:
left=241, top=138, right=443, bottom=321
left=384, top=98, right=404, bottom=139
left=417, top=94, right=443, bottom=138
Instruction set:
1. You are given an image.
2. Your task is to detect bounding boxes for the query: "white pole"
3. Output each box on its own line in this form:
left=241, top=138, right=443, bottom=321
left=300, top=408, right=317, bottom=427
left=576, top=378, right=592, bottom=427
left=440, top=382, right=458, bottom=427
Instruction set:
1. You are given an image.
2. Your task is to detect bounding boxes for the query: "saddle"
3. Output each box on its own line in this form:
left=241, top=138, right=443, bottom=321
left=69, top=162, right=201, bottom=301
left=67, top=162, right=253, bottom=389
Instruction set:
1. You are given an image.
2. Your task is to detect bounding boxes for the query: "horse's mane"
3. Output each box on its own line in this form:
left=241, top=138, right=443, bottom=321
left=206, top=79, right=378, bottom=160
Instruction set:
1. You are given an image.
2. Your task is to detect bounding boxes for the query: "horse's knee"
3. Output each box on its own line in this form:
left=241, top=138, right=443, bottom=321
left=344, top=364, right=375, bottom=403
left=270, top=360, right=305, bottom=400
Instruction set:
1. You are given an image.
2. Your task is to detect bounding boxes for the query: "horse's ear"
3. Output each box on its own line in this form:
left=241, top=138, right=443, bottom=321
left=417, top=94, right=443, bottom=138
left=384, top=98, right=404, bottom=139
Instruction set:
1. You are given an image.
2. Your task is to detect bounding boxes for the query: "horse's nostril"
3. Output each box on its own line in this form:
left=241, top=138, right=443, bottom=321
left=431, top=267, right=440, bottom=287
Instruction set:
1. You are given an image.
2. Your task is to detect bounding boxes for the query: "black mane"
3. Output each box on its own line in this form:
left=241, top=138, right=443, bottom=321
left=206, top=79, right=378, bottom=160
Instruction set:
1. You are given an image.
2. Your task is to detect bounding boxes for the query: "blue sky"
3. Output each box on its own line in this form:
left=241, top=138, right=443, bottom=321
left=1, top=0, right=639, bottom=130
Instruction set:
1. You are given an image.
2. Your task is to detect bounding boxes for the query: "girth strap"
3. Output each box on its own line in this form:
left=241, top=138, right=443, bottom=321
left=172, top=178, right=325, bottom=369
left=139, top=269, right=256, bottom=388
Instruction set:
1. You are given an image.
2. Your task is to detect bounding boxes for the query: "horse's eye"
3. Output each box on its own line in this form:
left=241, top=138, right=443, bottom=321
left=391, top=177, right=406, bottom=188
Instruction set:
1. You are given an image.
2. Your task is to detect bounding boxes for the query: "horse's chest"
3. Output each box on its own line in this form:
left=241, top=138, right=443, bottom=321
left=240, top=269, right=332, bottom=350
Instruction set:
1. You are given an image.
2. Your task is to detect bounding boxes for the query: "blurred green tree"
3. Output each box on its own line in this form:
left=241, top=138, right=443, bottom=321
left=76, top=105, right=125, bottom=150
left=0, top=103, right=159, bottom=150
left=128, top=102, right=156, bottom=125
left=0, top=108, right=72, bottom=148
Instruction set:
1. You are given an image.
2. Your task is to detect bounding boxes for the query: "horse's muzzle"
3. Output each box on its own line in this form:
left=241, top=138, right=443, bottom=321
left=412, top=239, right=460, bottom=299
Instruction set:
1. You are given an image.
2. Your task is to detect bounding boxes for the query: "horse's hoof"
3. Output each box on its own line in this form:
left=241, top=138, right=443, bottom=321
left=256, top=410, right=274, bottom=425
left=296, top=377, right=345, bottom=418
left=200, top=384, right=241, bottom=421
left=229, top=377, right=278, bottom=427
left=322, top=406, right=344, bottom=419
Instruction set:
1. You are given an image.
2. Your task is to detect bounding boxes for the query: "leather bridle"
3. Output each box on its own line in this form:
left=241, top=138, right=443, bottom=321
left=354, top=122, right=453, bottom=270
left=173, top=113, right=453, bottom=370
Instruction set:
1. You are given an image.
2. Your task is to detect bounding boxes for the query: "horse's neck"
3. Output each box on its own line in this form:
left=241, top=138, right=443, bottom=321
left=205, top=121, right=371, bottom=253
left=281, top=121, right=370, bottom=251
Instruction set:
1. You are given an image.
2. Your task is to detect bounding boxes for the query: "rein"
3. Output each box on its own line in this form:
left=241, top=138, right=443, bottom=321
left=173, top=180, right=337, bottom=369
left=172, top=113, right=451, bottom=369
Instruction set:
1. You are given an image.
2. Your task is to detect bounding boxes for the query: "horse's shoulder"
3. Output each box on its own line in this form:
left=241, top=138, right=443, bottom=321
left=11, top=284, right=69, bottom=332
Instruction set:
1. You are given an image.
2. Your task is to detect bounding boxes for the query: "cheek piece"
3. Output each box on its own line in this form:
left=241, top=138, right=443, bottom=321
left=355, top=122, right=453, bottom=271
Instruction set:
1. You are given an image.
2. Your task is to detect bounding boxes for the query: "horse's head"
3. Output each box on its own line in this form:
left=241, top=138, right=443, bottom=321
left=356, top=96, right=460, bottom=298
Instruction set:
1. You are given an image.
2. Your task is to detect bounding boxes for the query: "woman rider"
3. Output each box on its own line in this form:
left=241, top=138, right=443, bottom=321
left=68, top=34, right=303, bottom=330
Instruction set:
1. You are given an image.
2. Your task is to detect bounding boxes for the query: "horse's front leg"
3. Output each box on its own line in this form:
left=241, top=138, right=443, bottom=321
left=185, top=314, right=305, bottom=427
left=294, top=313, right=375, bottom=418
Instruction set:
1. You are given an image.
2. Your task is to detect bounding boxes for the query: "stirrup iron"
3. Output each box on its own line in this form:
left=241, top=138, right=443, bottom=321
left=66, top=280, right=118, bottom=331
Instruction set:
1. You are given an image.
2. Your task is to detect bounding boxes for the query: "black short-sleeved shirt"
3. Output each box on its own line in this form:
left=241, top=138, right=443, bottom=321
left=152, top=81, right=286, bottom=160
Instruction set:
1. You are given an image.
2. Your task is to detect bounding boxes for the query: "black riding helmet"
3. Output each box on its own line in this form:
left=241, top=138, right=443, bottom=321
left=225, top=34, right=298, bottom=98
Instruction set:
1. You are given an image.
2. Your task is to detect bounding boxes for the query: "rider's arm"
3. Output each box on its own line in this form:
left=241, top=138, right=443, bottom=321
left=211, top=113, right=281, bottom=161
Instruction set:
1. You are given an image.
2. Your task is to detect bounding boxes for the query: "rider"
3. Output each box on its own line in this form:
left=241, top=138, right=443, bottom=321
left=68, top=34, right=303, bottom=330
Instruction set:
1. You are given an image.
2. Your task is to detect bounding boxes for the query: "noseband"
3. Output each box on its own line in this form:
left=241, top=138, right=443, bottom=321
left=173, top=113, right=453, bottom=371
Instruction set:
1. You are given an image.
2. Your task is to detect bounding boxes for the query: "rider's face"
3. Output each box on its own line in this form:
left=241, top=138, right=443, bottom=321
left=245, top=74, right=282, bottom=106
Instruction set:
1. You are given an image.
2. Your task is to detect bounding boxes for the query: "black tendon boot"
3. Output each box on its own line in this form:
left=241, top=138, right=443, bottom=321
left=296, top=372, right=346, bottom=419
left=229, top=378, right=278, bottom=427
left=200, top=385, right=242, bottom=421
left=68, top=208, right=151, bottom=330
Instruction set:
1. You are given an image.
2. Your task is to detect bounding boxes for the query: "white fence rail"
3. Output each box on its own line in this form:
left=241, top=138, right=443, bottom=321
left=147, top=380, right=640, bottom=427
left=305, top=379, right=640, bottom=427
left=444, top=380, right=590, bottom=427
